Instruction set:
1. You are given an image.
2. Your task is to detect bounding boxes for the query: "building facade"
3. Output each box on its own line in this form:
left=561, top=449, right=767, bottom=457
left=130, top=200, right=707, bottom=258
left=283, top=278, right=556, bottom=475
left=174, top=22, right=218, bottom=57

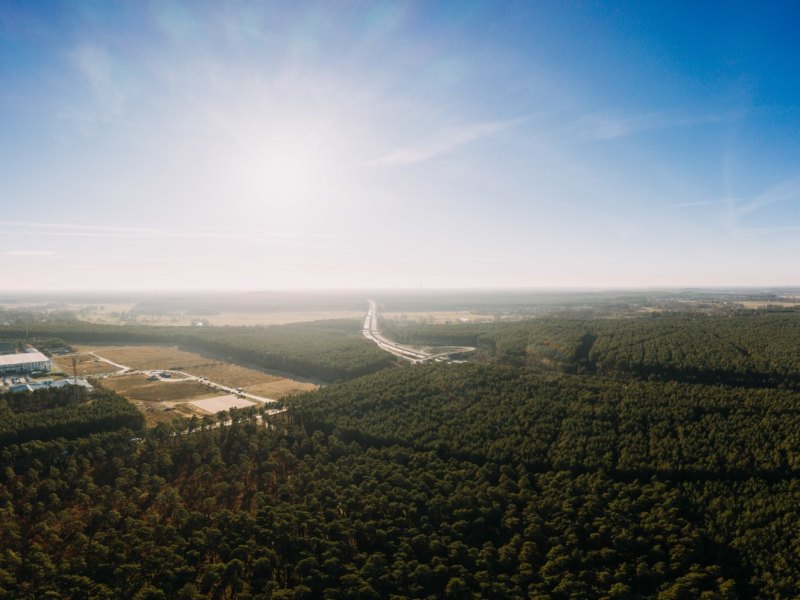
left=0, top=350, right=52, bottom=374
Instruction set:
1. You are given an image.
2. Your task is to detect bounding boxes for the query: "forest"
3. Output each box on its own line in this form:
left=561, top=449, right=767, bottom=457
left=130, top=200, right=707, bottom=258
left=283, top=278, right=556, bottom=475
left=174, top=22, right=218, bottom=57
left=0, top=413, right=750, bottom=599
left=382, top=310, right=800, bottom=386
left=288, top=362, right=800, bottom=476
left=3, top=310, right=800, bottom=597
left=0, top=386, right=144, bottom=448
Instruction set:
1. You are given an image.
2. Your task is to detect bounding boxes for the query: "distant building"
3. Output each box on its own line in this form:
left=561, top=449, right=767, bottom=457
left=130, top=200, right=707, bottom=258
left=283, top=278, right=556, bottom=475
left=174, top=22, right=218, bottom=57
left=0, top=350, right=51, bottom=375
left=9, top=378, right=93, bottom=394
left=42, top=346, right=71, bottom=355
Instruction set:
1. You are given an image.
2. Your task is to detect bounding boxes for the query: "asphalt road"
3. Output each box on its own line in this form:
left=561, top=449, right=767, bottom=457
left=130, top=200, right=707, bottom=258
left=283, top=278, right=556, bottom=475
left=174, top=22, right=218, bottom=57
left=362, top=300, right=475, bottom=363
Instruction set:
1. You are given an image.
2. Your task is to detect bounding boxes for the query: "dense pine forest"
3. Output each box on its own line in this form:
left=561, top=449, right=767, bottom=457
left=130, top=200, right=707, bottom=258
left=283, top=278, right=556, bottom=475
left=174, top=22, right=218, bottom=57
left=4, top=310, right=800, bottom=597
left=0, top=386, right=144, bottom=448
left=383, top=311, right=800, bottom=386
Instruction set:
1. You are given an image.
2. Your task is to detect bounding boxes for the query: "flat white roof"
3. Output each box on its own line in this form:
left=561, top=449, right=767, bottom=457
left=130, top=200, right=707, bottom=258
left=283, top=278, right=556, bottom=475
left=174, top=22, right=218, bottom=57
left=0, top=351, right=50, bottom=367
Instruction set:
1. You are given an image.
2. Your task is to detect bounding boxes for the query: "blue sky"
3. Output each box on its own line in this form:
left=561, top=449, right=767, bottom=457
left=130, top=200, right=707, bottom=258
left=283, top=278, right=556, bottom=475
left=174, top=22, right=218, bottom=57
left=2, top=0, right=800, bottom=290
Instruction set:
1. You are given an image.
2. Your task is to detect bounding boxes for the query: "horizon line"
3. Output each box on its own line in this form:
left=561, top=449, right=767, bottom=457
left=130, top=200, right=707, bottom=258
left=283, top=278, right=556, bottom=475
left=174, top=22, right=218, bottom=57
left=3, top=285, right=800, bottom=296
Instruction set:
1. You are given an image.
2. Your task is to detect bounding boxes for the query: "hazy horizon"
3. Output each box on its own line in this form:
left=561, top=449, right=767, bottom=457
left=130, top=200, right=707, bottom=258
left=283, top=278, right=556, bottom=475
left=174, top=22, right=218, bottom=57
left=3, top=2, right=800, bottom=291
left=0, top=285, right=800, bottom=303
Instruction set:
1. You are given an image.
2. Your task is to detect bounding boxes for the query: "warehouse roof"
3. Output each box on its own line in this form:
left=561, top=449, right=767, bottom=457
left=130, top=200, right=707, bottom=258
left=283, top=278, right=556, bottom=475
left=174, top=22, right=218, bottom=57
left=0, top=351, right=50, bottom=367
left=9, top=379, right=93, bottom=394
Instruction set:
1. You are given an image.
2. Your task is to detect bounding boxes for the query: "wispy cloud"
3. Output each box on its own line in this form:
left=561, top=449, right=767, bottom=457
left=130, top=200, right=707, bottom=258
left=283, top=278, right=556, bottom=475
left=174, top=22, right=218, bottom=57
left=205, top=106, right=259, bottom=158
left=0, top=220, right=329, bottom=245
left=572, top=111, right=729, bottom=141
left=737, top=225, right=800, bottom=238
left=2, top=250, right=57, bottom=256
left=366, top=117, right=527, bottom=166
left=69, top=43, right=125, bottom=121
left=755, top=239, right=800, bottom=257
left=718, top=179, right=800, bottom=257
left=664, top=200, right=719, bottom=210
left=728, top=179, right=800, bottom=218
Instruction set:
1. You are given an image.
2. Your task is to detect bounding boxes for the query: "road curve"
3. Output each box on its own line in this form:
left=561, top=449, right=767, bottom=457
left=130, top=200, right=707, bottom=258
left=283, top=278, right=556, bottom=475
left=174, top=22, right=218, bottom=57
left=362, top=300, right=475, bottom=363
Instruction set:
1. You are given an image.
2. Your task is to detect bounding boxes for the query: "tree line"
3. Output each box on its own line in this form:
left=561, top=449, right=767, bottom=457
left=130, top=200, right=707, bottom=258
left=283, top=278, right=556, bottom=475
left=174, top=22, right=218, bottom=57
left=382, top=311, right=800, bottom=386
left=0, top=386, right=144, bottom=448
left=0, top=319, right=393, bottom=383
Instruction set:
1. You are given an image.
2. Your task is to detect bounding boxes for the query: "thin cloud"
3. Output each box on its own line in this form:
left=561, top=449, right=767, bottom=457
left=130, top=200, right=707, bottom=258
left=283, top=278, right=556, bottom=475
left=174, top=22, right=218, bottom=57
left=205, top=106, right=259, bottom=158
left=366, top=117, right=527, bottom=166
left=738, top=225, right=800, bottom=238
left=0, top=220, right=330, bottom=244
left=664, top=200, right=719, bottom=210
left=2, top=250, right=57, bottom=256
left=572, top=111, right=728, bottom=141
left=755, top=239, right=800, bottom=257
left=719, top=179, right=800, bottom=245
left=729, top=179, right=800, bottom=218
left=69, top=43, right=125, bottom=120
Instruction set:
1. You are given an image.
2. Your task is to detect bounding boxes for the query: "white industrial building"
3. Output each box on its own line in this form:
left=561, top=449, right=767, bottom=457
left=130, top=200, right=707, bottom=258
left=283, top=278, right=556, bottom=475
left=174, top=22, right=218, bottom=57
left=0, top=350, right=51, bottom=375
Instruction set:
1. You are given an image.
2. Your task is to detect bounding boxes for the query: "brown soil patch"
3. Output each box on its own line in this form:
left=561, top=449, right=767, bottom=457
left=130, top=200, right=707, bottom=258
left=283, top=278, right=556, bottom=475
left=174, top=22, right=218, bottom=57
left=73, top=345, right=213, bottom=371
left=52, top=353, right=118, bottom=376
left=243, top=379, right=317, bottom=400
left=102, top=374, right=215, bottom=403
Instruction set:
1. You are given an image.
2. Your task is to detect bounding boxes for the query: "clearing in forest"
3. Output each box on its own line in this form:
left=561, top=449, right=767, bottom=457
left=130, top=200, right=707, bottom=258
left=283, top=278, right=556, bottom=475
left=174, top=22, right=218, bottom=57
left=52, top=353, right=120, bottom=376
left=188, top=395, right=256, bottom=413
left=73, top=344, right=317, bottom=396
left=75, top=307, right=363, bottom=326
left=102, top=374, right=214, bottom=403
left=69, top=344, right=316, bottom=426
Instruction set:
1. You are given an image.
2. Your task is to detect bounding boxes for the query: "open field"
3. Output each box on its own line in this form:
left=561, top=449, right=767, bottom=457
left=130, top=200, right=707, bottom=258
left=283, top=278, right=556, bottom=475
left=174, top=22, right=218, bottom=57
left=51, top=353, right=119, bottom=376
left=76, top=309, right=364, bottom=327
left=181, top=362, right=282, bottom=387
left=382, top=311, right=497, bottom=324
left=240, top=379, right=317, bottom=398
left=99, top=374, right=218, bottom=427
left=0, top=302, right=135, bottom=322
left=71, top=344, right=317, bottom=425
left=73, top=345, right=319, bottom=396
left=69, top=303, right=136, bottom=323
left=738, top=301, right=800, bottom=308
left=188, top=395, right=256, bottom=413
left=73, top=345, right=215, bottom=371
left=101, top=374, right=215, bottom=403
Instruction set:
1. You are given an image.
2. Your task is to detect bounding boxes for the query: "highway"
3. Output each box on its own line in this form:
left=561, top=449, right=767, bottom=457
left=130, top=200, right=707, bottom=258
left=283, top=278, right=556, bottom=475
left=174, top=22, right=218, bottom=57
left=362, top=300, right=475, bottom=363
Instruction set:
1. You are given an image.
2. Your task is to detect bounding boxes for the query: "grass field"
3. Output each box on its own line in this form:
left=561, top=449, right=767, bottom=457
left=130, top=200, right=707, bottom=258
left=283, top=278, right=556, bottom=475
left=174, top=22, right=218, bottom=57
left=182, top=362, right=281, bottom=387
left=76, top=309, right=363, bottom=326
left=51, top=353, right=119, bottom=376
left=73, top=344, right=318, bottom=425
left=188, top=395, right=256, bottom=414
left=73, top=345, right=319, bottom=396
left=739, top=301, right=800, bottom=308
left=99, top=373, right=218, bottom=426
left=382, top=311, right=496, bottom=324
left=73, top=345, right=215, bottom=371
left=101, top=374, right=215, bottom=403
left=240, top=379, right=317, bottom=399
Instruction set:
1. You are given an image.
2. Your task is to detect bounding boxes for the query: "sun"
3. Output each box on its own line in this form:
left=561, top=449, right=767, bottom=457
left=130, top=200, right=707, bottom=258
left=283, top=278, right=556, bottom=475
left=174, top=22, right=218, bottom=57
left=260, top=143, right=320, bottom=199
left=207, top=102, right=354, bottom=223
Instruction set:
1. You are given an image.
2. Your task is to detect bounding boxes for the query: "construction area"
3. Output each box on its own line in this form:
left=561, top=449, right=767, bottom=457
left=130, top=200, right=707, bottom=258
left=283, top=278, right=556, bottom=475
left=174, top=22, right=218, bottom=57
left=50, top=344, right=317, bottom=426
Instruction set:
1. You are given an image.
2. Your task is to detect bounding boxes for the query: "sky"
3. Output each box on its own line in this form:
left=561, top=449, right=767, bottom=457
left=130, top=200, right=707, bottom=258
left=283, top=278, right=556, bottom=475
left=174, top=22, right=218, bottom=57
left=2, top=0, right=800, bottom=291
